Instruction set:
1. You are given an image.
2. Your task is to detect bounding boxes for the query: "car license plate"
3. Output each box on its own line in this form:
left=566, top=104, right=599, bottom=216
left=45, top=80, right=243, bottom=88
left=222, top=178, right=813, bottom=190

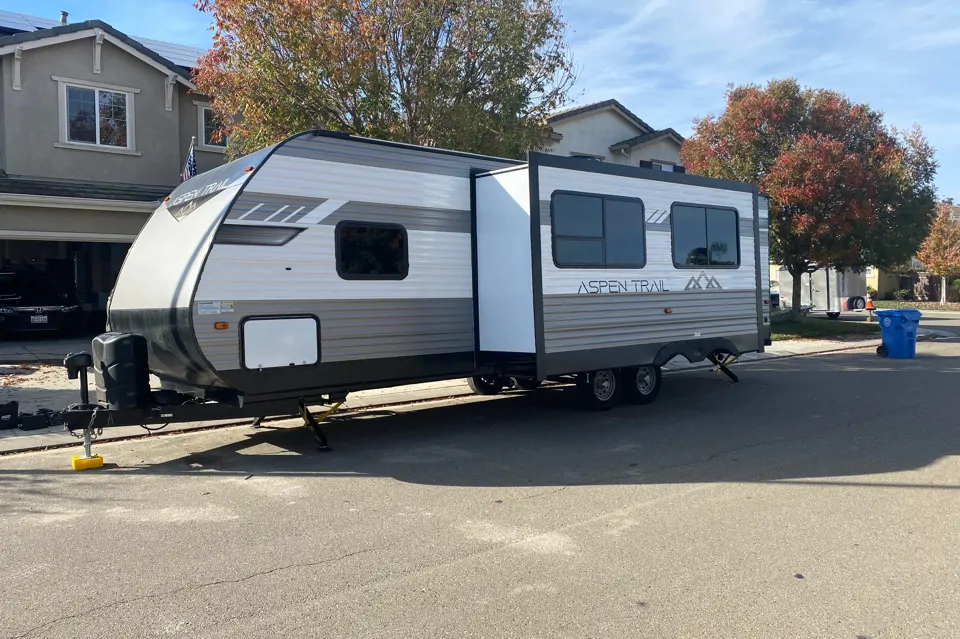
left=30, top=315, right=48, bottom=324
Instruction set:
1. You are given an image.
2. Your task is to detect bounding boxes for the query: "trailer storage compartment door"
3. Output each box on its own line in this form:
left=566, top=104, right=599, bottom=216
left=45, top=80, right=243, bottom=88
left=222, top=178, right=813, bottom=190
left=242, top=316, right=319, bottom=369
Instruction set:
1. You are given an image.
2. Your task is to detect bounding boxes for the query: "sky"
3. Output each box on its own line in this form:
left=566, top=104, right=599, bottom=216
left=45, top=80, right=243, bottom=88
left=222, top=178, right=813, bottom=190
left=17, top=0, right=960, bottom=198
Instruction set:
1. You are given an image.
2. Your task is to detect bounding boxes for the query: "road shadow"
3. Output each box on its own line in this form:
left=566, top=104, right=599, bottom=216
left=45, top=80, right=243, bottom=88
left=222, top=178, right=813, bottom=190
left=1, top=349, right=958, bottom=494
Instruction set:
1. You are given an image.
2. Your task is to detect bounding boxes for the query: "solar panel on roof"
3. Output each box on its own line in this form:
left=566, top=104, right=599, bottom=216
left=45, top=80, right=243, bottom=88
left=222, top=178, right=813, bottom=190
left=0, top=9, right=208, bottom=69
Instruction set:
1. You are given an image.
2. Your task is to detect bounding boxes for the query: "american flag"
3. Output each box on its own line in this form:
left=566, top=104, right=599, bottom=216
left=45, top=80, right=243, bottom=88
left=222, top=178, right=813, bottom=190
left=181, top=137, right=197, bottom=182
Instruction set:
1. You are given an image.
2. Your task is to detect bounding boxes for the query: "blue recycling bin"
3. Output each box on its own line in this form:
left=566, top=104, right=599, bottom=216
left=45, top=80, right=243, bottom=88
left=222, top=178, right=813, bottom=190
left=875, top=309, right=922, bottom=359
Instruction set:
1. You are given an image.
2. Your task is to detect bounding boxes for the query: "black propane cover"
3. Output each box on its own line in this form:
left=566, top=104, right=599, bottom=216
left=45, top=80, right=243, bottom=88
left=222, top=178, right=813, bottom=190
left=92, top=332, right=150, bottom=410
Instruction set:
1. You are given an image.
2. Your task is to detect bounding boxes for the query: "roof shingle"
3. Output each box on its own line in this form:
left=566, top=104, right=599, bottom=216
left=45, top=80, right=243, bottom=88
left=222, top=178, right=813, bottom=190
left=547, top=99, right=654, bottom=133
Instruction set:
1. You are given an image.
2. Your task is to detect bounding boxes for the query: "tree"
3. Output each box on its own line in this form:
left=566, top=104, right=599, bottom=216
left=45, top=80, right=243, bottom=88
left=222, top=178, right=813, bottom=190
left=193, top=0, right=577, bottom=159
left=680, top=79, right=938, bottom=319
left=916, top=202, right=960, bottom=304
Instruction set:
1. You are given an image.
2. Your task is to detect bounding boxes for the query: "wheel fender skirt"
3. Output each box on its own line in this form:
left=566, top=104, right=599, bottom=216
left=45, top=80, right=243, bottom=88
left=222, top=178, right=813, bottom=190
left=653, top=338, right=742, bottom=367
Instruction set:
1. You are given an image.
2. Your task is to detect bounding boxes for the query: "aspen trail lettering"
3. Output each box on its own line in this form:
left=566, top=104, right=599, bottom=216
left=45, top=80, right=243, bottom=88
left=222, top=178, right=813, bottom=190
left=577, top=280, right=670, bottom=294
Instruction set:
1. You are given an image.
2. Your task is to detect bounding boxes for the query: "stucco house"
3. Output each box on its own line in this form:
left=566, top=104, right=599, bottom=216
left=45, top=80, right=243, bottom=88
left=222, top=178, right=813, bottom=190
left=0, top=10, right=225, bottom=330
left=543, top=99, right=685, bottom=171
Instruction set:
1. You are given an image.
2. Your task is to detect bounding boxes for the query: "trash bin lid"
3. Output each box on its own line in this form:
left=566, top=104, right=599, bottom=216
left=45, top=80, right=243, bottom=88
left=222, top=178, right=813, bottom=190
left=875, top=308, right=922, bottom=321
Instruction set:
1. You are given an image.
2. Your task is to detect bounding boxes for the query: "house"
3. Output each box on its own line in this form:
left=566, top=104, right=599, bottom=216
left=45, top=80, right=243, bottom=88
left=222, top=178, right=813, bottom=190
left=543, top=99, right=685, bottom=171
left=0, top=10, right=225, bottom=330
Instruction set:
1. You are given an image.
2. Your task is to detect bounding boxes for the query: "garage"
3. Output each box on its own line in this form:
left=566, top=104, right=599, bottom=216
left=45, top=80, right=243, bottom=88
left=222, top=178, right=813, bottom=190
left=0, top=177, right=167, bottom=337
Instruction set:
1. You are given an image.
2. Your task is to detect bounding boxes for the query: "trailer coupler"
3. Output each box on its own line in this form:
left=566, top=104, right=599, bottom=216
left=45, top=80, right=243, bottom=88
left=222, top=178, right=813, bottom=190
left=707, top=353, right=740, bottom=385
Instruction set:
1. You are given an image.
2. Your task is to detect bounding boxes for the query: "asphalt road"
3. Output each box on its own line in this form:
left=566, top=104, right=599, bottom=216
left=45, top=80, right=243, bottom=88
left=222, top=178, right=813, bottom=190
left=1, top=343, right=959, bottom=638
left=810, top=308, right=960, bottom=336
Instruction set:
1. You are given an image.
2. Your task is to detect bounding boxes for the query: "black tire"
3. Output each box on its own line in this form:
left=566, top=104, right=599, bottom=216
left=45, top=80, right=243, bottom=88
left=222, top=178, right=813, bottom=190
left=624, top=365, right=662, bottom=405
left=877, top=345, right=888, bottom=358
left=851, top=297, right=866, bottom=310
left=468, top=375, right=505, bottom=395
left=579, top=369, right=621, bottom=410
left=511, top=377, right=541, bottom=391
left=826, top=312, right=841, bottom=320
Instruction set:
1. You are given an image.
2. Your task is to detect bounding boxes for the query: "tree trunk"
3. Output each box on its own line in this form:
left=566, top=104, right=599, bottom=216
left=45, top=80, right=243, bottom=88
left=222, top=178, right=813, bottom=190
left=791, top=269, right=804, bottom=321
left=942, top=275, right=947, bottom=305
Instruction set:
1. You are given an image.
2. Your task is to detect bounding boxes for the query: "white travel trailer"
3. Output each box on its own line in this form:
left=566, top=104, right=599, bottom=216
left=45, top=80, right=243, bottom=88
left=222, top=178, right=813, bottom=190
left=777, top=267, right=868, bottom=318
left=61, top=130, right=768, bottom=448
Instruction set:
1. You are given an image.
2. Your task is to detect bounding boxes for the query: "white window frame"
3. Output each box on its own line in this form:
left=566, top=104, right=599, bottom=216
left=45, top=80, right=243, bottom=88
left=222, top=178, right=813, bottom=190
left=52, top=75, right=139, bottom=156
left=195, top=102, right=227, bottom=153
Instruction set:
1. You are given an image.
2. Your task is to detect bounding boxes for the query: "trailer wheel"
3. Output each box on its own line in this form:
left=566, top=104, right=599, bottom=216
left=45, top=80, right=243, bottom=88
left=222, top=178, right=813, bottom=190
left=826, top=312, right=841, bottom=320
left=851, top=297, right=866, bottom=310
left=580, top=369, right=621, bottom=410
left=624, top=365, right=662, bottom=405
left=511, top=377, right=541, bottom=391
left=468, top=375, right=506, bottom=395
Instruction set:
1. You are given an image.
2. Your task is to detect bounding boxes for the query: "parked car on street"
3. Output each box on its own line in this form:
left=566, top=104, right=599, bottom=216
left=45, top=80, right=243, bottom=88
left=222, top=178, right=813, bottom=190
left=0, top=268, right=84, bottom=337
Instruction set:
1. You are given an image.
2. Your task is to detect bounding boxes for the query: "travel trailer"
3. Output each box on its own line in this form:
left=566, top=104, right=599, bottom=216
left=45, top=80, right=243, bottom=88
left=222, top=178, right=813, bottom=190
left=777, top=267, right=868, bottom=318
left=60, top=130, right=769, bottom=450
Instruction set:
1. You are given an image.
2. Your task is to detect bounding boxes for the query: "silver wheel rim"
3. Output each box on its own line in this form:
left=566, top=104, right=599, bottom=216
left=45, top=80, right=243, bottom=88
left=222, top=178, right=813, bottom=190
left=635, top=366, right=656, bottom=395
left=592, top=370, right=616, bottom=402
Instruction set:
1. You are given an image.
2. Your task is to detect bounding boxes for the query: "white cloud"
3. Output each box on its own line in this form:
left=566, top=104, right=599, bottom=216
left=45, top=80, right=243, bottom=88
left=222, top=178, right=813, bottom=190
left=560, top=0, right=960, bottom=197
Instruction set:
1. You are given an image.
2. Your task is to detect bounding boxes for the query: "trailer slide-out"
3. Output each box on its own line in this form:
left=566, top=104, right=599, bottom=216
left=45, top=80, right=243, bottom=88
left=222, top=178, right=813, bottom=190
left=58, top=129, right=768, bottom=449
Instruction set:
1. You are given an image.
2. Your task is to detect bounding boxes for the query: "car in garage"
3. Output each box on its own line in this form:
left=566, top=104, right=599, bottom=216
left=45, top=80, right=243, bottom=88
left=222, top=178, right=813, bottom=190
left=0, top=268, right=84, bottom=337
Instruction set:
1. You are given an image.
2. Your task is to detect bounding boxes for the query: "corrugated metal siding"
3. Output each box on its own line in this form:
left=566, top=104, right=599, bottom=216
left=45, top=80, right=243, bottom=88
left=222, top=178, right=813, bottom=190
left=197, top=226, right=472, bottom=301
left=542, top=290, right=758, bottom=354
left=540, top=229, right=757, bottom=296
left=195, top=298, right=474, bottom=370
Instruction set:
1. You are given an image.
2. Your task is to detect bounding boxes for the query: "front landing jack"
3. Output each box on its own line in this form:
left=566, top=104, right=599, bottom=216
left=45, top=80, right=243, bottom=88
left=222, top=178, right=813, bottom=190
left=72, top=419, right=104, bottom=471
left=64, top=352, right=104, bottom=471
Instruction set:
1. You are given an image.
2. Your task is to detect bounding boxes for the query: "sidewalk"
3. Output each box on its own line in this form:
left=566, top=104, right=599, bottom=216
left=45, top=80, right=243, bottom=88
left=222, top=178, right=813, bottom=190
left=0, top=336, right=881, bottom=455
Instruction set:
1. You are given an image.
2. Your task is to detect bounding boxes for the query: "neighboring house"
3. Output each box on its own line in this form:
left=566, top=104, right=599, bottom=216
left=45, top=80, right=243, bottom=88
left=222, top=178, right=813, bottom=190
left=0, top=10, right=225, bottom=329
left=543, top=99, right=685, bottom=171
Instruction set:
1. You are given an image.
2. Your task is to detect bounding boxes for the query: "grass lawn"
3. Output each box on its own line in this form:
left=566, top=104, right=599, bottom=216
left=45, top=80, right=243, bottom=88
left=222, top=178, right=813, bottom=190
left=771, top=318, right=881, bottom=341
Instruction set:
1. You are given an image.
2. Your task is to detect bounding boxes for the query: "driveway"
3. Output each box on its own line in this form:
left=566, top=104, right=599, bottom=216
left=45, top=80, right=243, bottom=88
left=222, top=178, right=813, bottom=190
left=1, top=343, right=958, bottom=638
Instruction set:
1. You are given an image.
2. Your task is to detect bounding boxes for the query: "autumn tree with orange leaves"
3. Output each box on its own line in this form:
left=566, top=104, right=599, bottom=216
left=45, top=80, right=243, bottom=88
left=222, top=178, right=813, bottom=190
left=192, top=0, right=577, bottom=159
left=917, top=202, right=960, bottom=304
left=681, top=79, right=938, bottom=319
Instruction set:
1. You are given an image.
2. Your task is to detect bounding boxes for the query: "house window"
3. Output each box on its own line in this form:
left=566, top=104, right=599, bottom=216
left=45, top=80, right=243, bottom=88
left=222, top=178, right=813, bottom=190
left=651, top=162, right=675, bottom=172
left=671, top=204, right=740, bottom=268
left=336, top=222, right=408, bottom=280
left=201, top=107, right=226, bottom=148
left=551, top=192, right=646, bottom=268
left=65, top=85, right=130, bottom=148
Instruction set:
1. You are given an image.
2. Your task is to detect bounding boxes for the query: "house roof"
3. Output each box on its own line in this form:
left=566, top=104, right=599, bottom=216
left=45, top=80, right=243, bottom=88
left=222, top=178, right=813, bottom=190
left=0, top=175, right=171, bottom=202
left=609, top=128, right=686, bottom=152
left=0, top=19, right=198, bottom=86
left=547, top=99, right=654, bottom=134
left=0, top=10, right=204, bottom=70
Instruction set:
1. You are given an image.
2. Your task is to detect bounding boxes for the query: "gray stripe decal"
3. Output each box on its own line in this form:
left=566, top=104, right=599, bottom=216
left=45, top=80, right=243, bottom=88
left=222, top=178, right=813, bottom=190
left=316, top=202, right=470, bottom=234
left=228, top=196, right=468, bottom=233
left=275, top=136, right=515, bottom=177
left=228, top=194, right=327, bottom=220
left=194, top=297, right=474, bottom=370
left=541, top=290, right=759, bottom=354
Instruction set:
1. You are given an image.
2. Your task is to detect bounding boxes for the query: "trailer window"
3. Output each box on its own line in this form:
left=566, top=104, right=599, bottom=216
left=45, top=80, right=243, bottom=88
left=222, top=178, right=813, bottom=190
left=551, top=192, right=645, bottom=268
left=671, top=205, right=740, bottom=268
left=336, top=222, right=408, bottom=280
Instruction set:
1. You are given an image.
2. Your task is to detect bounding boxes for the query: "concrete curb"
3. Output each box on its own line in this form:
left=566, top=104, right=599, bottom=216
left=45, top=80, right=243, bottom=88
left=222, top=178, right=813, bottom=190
left=0, top=338, right=884, bottom=456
